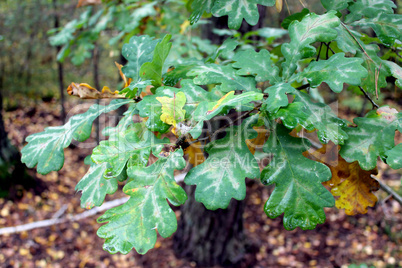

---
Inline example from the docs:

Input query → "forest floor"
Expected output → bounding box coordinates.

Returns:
[0,97,401,268]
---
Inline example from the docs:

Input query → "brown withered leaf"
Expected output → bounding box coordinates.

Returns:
[67,83,126,99]
[303,142,379,215]
[77,0,102,8]
[246,126,269,155]
[114,62,132,88]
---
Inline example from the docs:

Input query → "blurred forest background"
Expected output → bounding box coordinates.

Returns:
[0,0,401,267]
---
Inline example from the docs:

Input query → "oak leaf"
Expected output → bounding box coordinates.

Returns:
[76,0,101,8]
[303,142,379,215]
[67,83,126,99]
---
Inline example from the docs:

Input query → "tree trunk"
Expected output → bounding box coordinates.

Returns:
[173,185,246,267]
[92,44,101,144]
[174,10,267,266]
[53,0,66,123]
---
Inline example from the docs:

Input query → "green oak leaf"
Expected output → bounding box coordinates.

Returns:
[271,92,349,144]
[187,64,257,92]
[334,25,362,54]
[281,11,340,81]
[261,123,334,230]
[185,116,261,209]
[121,35,159,81]
[281,8,310,30]
[211,0,275,30]
[140,34,172,92]
[232,48,280,84]
[208,38,239,62]
[263,83,295,113]
[189,91,263,139]
[345,0,396,23]
[321,0,353,11]
[383,60,402,88]
[21,99,131,175]
[297,53,368,93]
[162,64,197,86]
[340,109,402,170]
[102,104,137,141]
[97,149,187,255]
[75,161,118,209]
[356,44,390,94]
[189,0,215,25]
[91,123,169,177]
[121,79,152,99]
[136,95,171,133]
[352,14,402,45]
[156,92,186,126]
[384,144,402,169]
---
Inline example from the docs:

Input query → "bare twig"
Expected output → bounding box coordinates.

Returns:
[359,86,379,109]
[0,197,129,236]
[341,22,374,62]
[372,175,402,206]
[316,42,323,61]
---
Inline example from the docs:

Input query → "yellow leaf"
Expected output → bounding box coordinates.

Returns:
[67,83,126,99]
[156,92,186,126]
[246,126,268,155]
[207,91,234,114]
[180,20,190,34]
[184,140,205,166]
[303,142,379,215]
[276,0,283,12]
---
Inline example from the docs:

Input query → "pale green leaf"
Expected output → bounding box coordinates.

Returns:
[340,109,402,170]
[121,35,159,81]
[261,123,334,230]
[345,0,396,23]
[211,0,276,30]
[185,116,260,209]
[75,161,118,209]
[21,100,132,175]
[97,149,187,255]
[187,64,257,92]
[91,123,170,177]
[140,34,172,92]
[263,83,295,113]
[281,11,340,80]
[232,48,280,84]
[297,53,368,93]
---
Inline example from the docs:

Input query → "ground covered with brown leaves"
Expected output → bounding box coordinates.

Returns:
[1,97,401,267]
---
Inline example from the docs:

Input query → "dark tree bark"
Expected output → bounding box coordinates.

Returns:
[0,74,36,197]
[174,185,247,266]
[93,44,101,144]
[53,0,66,123]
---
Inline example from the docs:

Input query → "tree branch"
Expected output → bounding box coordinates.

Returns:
[359,86,379,109]
[372,175,402,206]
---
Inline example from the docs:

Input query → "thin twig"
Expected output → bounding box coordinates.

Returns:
[375,63,382,100]
[372,175,402,206]
[341,22,374,62]
[316,42,323,61]
[359,86,379,109]
[325,42,335,56]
